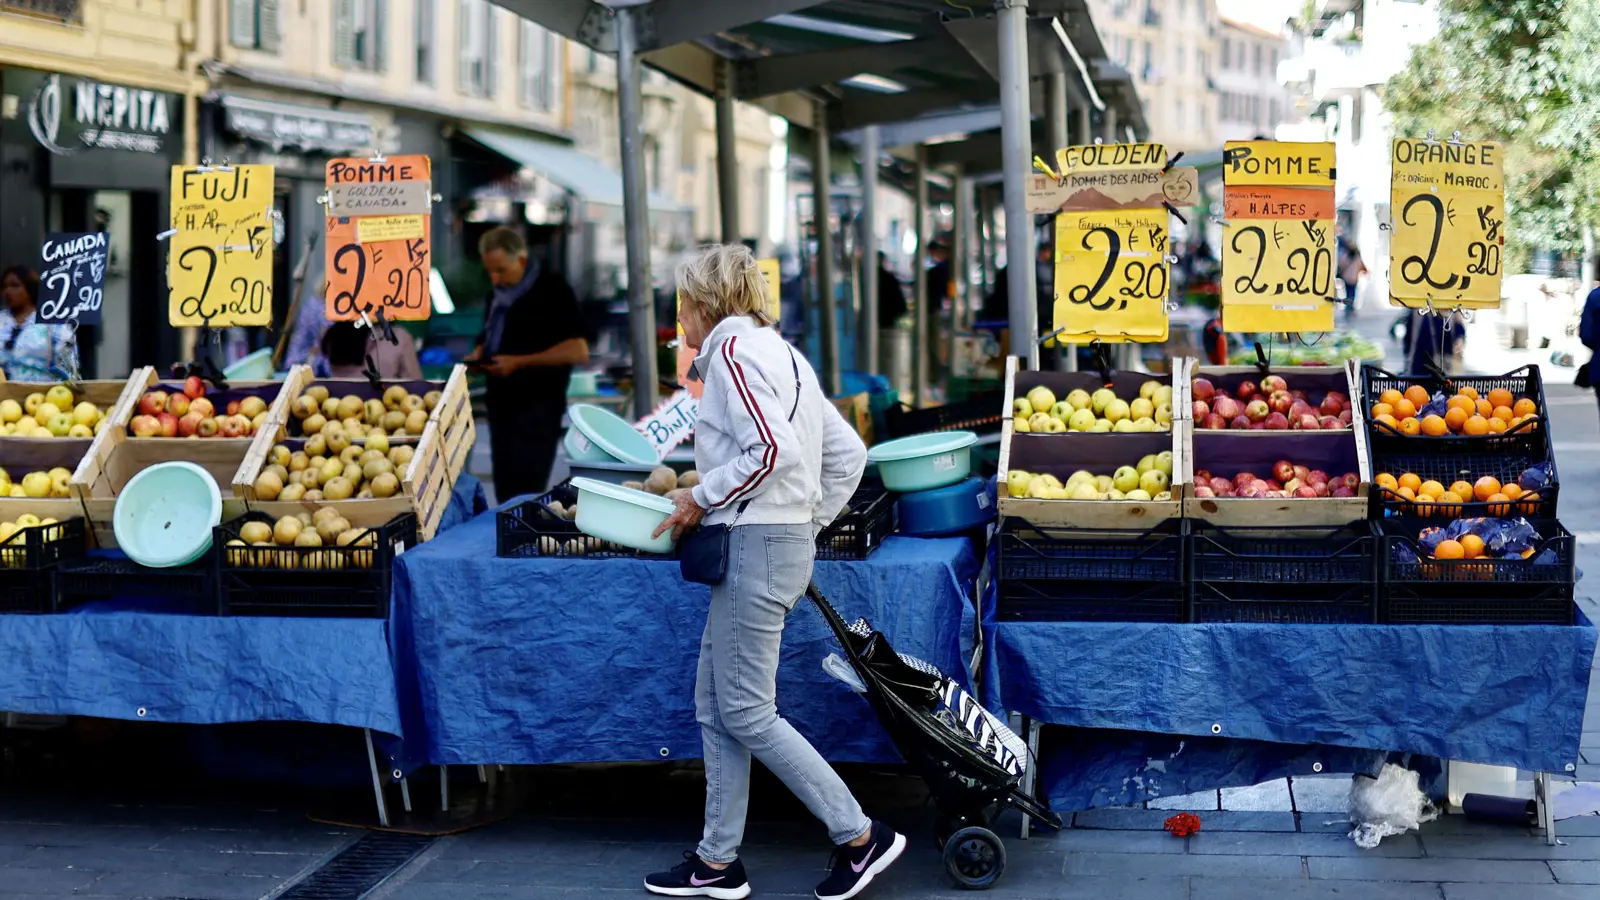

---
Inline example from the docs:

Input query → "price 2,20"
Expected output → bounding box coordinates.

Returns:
[174,245,268,322]
[329,239,430,319]
[39,270,102,322]
[1065,226,1168,311]
[1230,225,1334,297]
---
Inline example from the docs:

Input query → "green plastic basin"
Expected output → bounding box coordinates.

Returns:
[570,476,676,554]
[113,461,223,568]
[865,430,978,493]
[564,403,659,466]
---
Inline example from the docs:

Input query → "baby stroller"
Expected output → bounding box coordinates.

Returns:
[807,583,1061,890]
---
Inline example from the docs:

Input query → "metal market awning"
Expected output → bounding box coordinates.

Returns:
[461,126,685,211]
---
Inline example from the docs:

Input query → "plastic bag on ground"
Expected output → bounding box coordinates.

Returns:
[1348,763,1439,848]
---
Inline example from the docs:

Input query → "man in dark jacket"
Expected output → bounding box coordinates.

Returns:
[465,227,589,502]
[1579,283,1600,415]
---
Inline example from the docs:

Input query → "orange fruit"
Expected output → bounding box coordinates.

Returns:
[1447,395,1475,413]
[1434,539,1465,560]
[1444,407,1469,432]
[1501,483,1523,501]
[1376,473,1399,492]
[1476,398,1494,418]
[1461,534,1486,559]
[1379,388,1404,407]
[1487,388,1514,410]
[1517,491,1541,515]
[1438,491,1464,515]
[1420,414,1449,436]
[1459,386,1480,401]
[1463,415,1489,436]
[1449,481,1474,499]
[1371,402,1395,419]
[1405,385,1431,409]
[1521,547,1538,559]
[1400,417,1421,435]
[1397,486,1417,501]
[1398,473,1422,493]
[1414,496,1435,518]
[1374,413,1399,431]
[1513,398,1537,417]
[1393,398,1418,420]
[1419,480,1446,500]
[1491,405,1514,422]
[1473,476,1501,501]
[1486,417,1508,434]
[1485,492,1511,516]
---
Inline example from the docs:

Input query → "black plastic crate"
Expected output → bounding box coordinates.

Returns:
[1367,441,1559,521]
[816,481,896,560]
[996,518,1185,622]
[1377,517,1576,625]
[54,555,214,614]
[1359,365,1552,456]
[883,392,1005,439]
[214,511,415,618]
[1187,521,1377,624]
[0,517,87,614]
[497,484,674,559]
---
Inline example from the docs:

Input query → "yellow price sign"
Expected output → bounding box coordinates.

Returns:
[1222,141,1336,187]
[167,164,274,327]
[1053,142,1167,177]
[1221,218,1336,334]
[1389,138,1505,309]
[1052,209,1170,343]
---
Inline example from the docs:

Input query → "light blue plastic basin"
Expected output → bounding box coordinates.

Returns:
[223,347,274,381]
[865,430,979,493]
[563,403,659,466]
[570,476,676,553]
[568,459,659,485]
[113,461,223,568]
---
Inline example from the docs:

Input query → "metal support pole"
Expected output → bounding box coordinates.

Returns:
[440,764,450,812]
[912,144,929,407]
[1103,104,1119,143]
[996,0,1038,369]
[860,126,880,376]
[715,59,741,245]
[813,104,841,395]
[977,187,993,298]
[363,729,390,828]
[1047,70,1074,372]
[951,171,970,372]
[616,5,658,419]
[1076,105,1092,146]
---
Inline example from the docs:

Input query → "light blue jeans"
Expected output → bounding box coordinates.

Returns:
[695,523,872,864]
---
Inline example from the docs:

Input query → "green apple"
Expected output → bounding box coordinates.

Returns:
[1044,417,1067,433]
[1049,401,1074,420]
[1070,482,1101,500]
[1014,397,1033,417]
[1029,412,1053,432]
[1048,485,1070,499]
[1126,489,1152,501]
[1129,397,1155,420]
[1066,389,1092,411]
[1013,416,1031,433]
[1112,466,1140,492]
[1040,474,1062,488]
[1134,418,1155,432]
[1154,491,1173,501]
[1092,475,1112,493]
[1139,379,1161,400]
[1026,386,1057,415]
[1154,451,1174,476]
[1153,385,1173,407]
[1155,405,1173,426]
[1067,408,1096,431]
[1139,469,1170,495]
[1006,470,1031,497]
[1105,398,1131,423]
[1066,470,1094,488]
[1106,489,1125,500]
[1027,476,1054,499]
[1091,388,1116,415]
[1136,454,1157,474]
[1090,419,1113,433]
[1112,419,1136,432]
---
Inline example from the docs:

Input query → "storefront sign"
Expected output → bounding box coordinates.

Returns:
[221,94,375,154]
[167,165,275,327]
[37,232,106,326]
[1220,140,1338,333]
[19,71,172,156]
[1388,137,1506,310]
[325,155,433,322]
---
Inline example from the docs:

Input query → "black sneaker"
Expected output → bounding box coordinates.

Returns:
[645,851,752,899]
[815,821,907,900]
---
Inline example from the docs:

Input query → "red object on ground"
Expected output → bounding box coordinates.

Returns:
[1163,812,1202,837]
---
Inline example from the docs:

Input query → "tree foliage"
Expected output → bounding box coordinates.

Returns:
[1386,0,1598,266]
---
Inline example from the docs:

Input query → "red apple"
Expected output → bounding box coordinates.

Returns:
[1290,389,1307,401]
[1272,460,1296,482]
[1294,485,1319,498]
[166,393,190,417]
[232,414,254,435]
[1193,400,1211,420]
[188,397,214,419]
[1289,399,1313,419]
[1319,395,1344,417]
[1233,472,1257,489]
[1231,415,1251,430]
[1298,413,1321,430]
[138,391,167,417]
[1267,479,1284,491]
[1265,412,1289,430]
[1214,396,1241,420]
[1192,378,1215,403]
[1308,470,1329,485]
[1325,390,1348,409]
[130,415,161,437]
[157,412,178,437]
[1293,466,1310,482]
[1215,388,1233,400]
[1194,485,1215,498]
[226,400,241,416]
[1237,380,1259,401]
[1268,391,1293,415]
[1318,415,1341,430]
[1313,482,1330,497]
[1338,473,1360,491]
[184,375,206,399]
[1194,469,1212,484]
[1204,413,1228,430]
[1245,399,1270,422]
[1331,485,1355,498]
[197,417,220,438]
[177,411,203,437]
[1260,374,1287,393]
[1339,410,1353,426]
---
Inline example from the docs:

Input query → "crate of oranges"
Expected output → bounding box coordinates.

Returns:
[1370,461,1557,521]
[1376,515,1575,625]
[1358,365,1549,455]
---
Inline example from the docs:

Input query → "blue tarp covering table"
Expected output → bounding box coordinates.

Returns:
[390,506,979,767]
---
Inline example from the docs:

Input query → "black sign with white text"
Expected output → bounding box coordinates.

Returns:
[38,232,107,325]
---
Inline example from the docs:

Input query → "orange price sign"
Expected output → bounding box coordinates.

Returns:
[324,155,433,322]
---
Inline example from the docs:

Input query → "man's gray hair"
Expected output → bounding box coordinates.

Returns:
[478,226,527,257]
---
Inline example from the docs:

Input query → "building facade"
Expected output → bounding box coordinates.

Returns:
[1215,15,1290,142]
[1086,0,1219,150]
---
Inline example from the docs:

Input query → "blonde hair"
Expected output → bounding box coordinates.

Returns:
[676,244,775,328]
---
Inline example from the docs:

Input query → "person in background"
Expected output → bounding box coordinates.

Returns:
[464,227,588,502]
[876,252,908,386]
[0,266,78,382]
[1405,308,1463,375]
[1578,280,1600,418]
[1338,241,1368,320]
[319,320,423,380]
[924,239,952,376]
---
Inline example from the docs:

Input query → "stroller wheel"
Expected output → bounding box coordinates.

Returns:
[933,811,992,850]
[943,826,1005,890]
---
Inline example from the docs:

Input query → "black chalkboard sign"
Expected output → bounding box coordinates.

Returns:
[37,232,107,325]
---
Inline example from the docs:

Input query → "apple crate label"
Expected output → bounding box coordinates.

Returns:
[38,232,107,325]
[1388,138,1505,310]
[1221,218,1338,334]
[167,164,274,328]
[1221,141,1336,188]
[1052,208,1170,343]
[635,390,698,460]
[324,155,433,322]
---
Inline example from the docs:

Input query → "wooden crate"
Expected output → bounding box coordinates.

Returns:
[1178,358,1371,526]
[997,356,1184,528]
[0,373,145,525]
[234,365,474,542]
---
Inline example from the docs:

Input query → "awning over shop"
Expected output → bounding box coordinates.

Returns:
[219,93,375,154]
[461,126,684,212]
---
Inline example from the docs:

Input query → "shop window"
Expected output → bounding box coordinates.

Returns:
[1254,44,1263,76]
[458,0,497,98]
[519,20,554,109]
[1221,37,1230,70]
[415,0,433,84]
[334,0,386,72]
[230,0,281,52]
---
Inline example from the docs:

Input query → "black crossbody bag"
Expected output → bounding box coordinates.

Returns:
[679,346,801,586]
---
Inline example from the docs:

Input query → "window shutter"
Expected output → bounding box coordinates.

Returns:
[373,0,388,72]
[482,6,497,97]
[457,0,473,91]
[259,0,281,52]
[415,0,432,82]
[333,0,356,67]
[545,32,561,110]
[517,20,530,106]
[229,0,256,47]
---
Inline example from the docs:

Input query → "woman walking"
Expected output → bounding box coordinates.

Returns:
[0,266,78,382]
[648,244,905,900]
